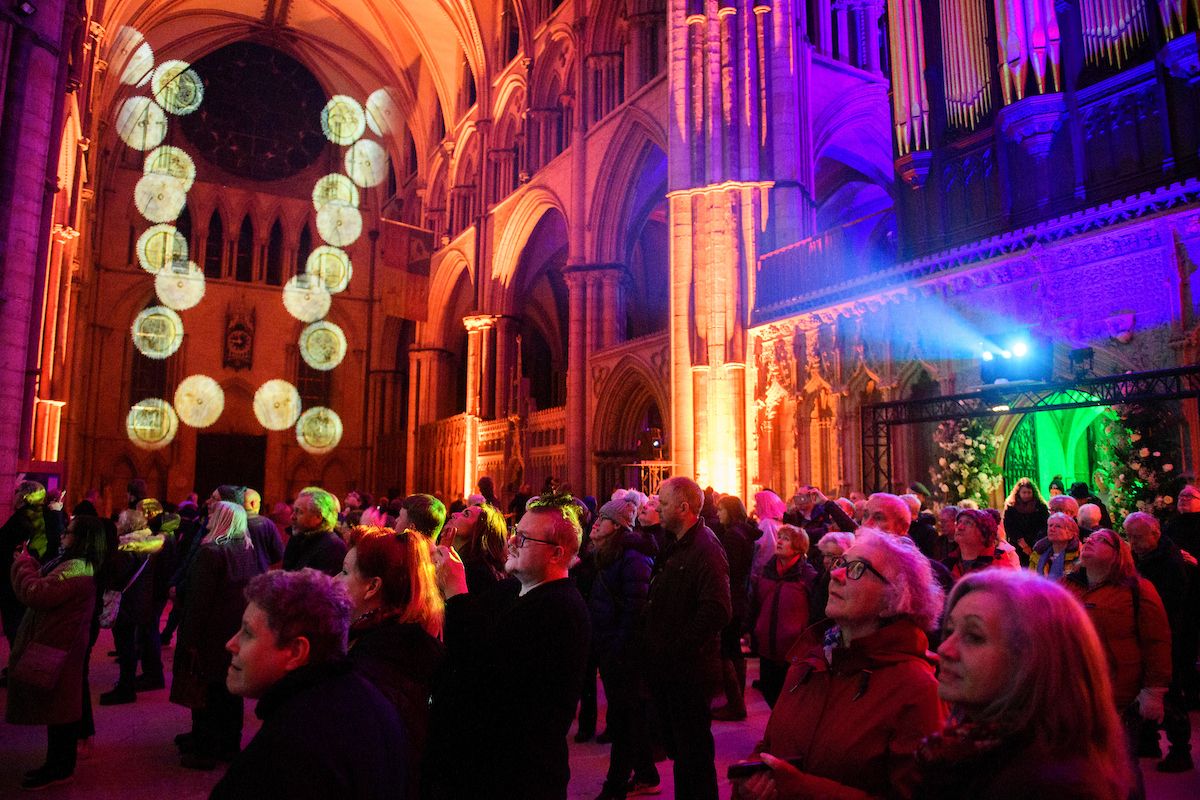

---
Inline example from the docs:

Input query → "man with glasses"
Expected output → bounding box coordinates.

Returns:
[641,476,730,800]
[430,495,590,799]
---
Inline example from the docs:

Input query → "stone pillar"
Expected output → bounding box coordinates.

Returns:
[463,315,497,419]
[405,346,454,488]
[599,269,622,348]
[493,315,521,418]
[565,272,588,493]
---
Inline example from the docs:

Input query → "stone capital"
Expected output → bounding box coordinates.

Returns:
[463,314,499,332]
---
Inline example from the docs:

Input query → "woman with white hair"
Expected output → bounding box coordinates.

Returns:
[751,490,786,577]
[733,530,947,799]
[170,500,264,770]
[1027,512,1081,578]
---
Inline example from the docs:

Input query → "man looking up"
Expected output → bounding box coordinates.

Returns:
[642,476,731,800]
[212,569,408,798]
[282,487,346,576]
[243,488,283,571]
[430,494,591,799]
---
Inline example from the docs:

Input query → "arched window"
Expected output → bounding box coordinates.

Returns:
[265,219,284,285]
[175,206,192,252]
[235,216,254,281]
[204,211,223,278]
[502,1,521,63]
[298,360,331,408]
[461,59,477,112]
[296,223,312,276]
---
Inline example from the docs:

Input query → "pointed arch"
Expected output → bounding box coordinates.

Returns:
[590,110,669,264]
[491,186,569,311]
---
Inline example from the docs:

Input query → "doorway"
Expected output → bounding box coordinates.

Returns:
[194,433,267,498]
[1002,391,1117,497]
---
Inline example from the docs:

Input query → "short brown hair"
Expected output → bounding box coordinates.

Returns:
[244,569,352,665]
[402,494,446,540]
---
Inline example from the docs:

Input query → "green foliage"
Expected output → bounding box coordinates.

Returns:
[1096,402,1185,526]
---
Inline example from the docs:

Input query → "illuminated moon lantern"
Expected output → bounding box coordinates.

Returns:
[306,246,352,294]
[312,174,359,210]
[365,87,401,137]
[144,146,196,192]
[137,224,188,274]
[117,97,168,151]
[253,380,302,431]
[316,201,362,247]
[114,27,155,87]
[173,375,224,428]
[343,139,388,188]
[152,60,204,115]
[132,306,184,359]
[135,173,188,223]
[155,261,205,311]
[299,321,347,371]
[283,275,332,323]
[296,407,343,455]
[126,398,178,450]
[321,95,367,146]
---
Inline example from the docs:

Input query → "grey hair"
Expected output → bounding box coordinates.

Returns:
[1123,511,1160,535]
[1047,511,1079,538]
[817,530,856,556]
[1077,503,1102,529]
[854,528,944,631]
[1047,494,1079,518]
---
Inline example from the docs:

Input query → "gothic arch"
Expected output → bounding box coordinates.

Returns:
[426,249,475,346]
[592,356,671,451]
[590,110,669,264]
[491,186,569,310]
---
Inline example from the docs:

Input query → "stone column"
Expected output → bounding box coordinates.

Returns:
[565,271,588,493]
[463,315,497,419]
[599,268,623,348]
[405,346,454,488]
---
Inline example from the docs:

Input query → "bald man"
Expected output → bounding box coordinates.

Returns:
[865,493,952,592]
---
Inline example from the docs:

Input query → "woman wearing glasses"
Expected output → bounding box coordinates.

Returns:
[339,526,445,796]
[1062,528,1171,790]
[733,530,946,800]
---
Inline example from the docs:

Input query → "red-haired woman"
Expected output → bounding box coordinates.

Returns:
[338,526,445,794]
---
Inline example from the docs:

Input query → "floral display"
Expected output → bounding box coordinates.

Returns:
[1096,402,1186,525]
[929,418,1004,507]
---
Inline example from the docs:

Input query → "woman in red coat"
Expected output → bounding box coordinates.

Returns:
[6,515,106,789]
[733,530,947,800]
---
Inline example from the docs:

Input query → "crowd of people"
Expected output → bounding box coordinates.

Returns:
[1,472,1198,799]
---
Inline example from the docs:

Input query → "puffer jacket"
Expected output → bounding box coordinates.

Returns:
[6,554,96,725]
[757,619,947,800]
[750,554,819,661]
[1062,572,1171,707]
[589,530,655,667]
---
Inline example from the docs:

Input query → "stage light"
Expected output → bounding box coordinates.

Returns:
[299,321,347,371]
[991,404,1011,412]
[253,380,302,431]
[131,306,184,359]
[116,96,168,151]
[1000,350,1012,359]
[1011,341,1029,358]
[980,350,994,362]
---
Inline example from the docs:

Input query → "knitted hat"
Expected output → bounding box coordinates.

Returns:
[598,498,636,530]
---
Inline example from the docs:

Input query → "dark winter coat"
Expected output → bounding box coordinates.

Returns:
[0,509,63,634]
[171,540,263,709]
[1165,511,1200,558]
[430,577,591,799]
[1134,536,1195,691]
[756,619,946,800]
[589,530,655,668]
[908,512,940,560]
[211,659,408,800]
[281,528,347,575]
[246,513,284,572]
[750,555,819,661]
[6,554,95,725]
[718,520,759,624]
[641,519,731,684]
[348,616,445,797]
[1003,504,1049,564]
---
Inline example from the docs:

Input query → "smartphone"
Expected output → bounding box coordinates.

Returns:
[727,756,805,780]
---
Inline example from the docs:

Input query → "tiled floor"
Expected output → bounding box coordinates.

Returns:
[2,630,1199,798]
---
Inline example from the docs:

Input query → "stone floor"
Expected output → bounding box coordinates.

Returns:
[2,629,1199,798]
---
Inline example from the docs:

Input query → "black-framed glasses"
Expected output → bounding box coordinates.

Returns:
[831,556,889,583]
[510,531,558,550]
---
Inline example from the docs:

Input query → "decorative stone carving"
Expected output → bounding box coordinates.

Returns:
[996,94,1066,159]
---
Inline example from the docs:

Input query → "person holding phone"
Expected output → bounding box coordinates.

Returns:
[732,530,945,800]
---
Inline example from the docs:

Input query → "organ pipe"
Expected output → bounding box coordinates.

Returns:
[940,0,993,130]
[994,0,1060,104]
[886,0,930,154]
[1079,0,1149,68]
[1156,0,1197,39]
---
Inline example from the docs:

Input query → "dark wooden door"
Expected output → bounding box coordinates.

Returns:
[193,433,267,498]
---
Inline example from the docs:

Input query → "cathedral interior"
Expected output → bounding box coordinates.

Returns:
[1,0,1199,517]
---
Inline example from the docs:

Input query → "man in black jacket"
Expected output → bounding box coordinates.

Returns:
[430,494,591,799]
[642,476,731,800]
[1129,511,1196,772]
[213,568,408,799]
[282,487,347,575]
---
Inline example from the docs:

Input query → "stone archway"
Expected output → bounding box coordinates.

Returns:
[591,358,670,497]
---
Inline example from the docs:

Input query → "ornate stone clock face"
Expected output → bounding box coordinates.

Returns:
[126,397,178,450]
[316,201,363,247]
[173,374,224,428]
[299,321,347,371]
[344,139,388,188]
[132,306,184,359]
[226,326,252,359]
[137,224,188,274]
[296,407,343,454]
[144,145,196,191]
[253,380,302,431]
[152,60,204,115]
[321,95,366,146]
[306,246,352,294]
[283,274,332,323]
[155,260,205,310]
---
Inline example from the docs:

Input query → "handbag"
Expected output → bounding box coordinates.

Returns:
[99,556,150,629]
[11,641,70,690]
